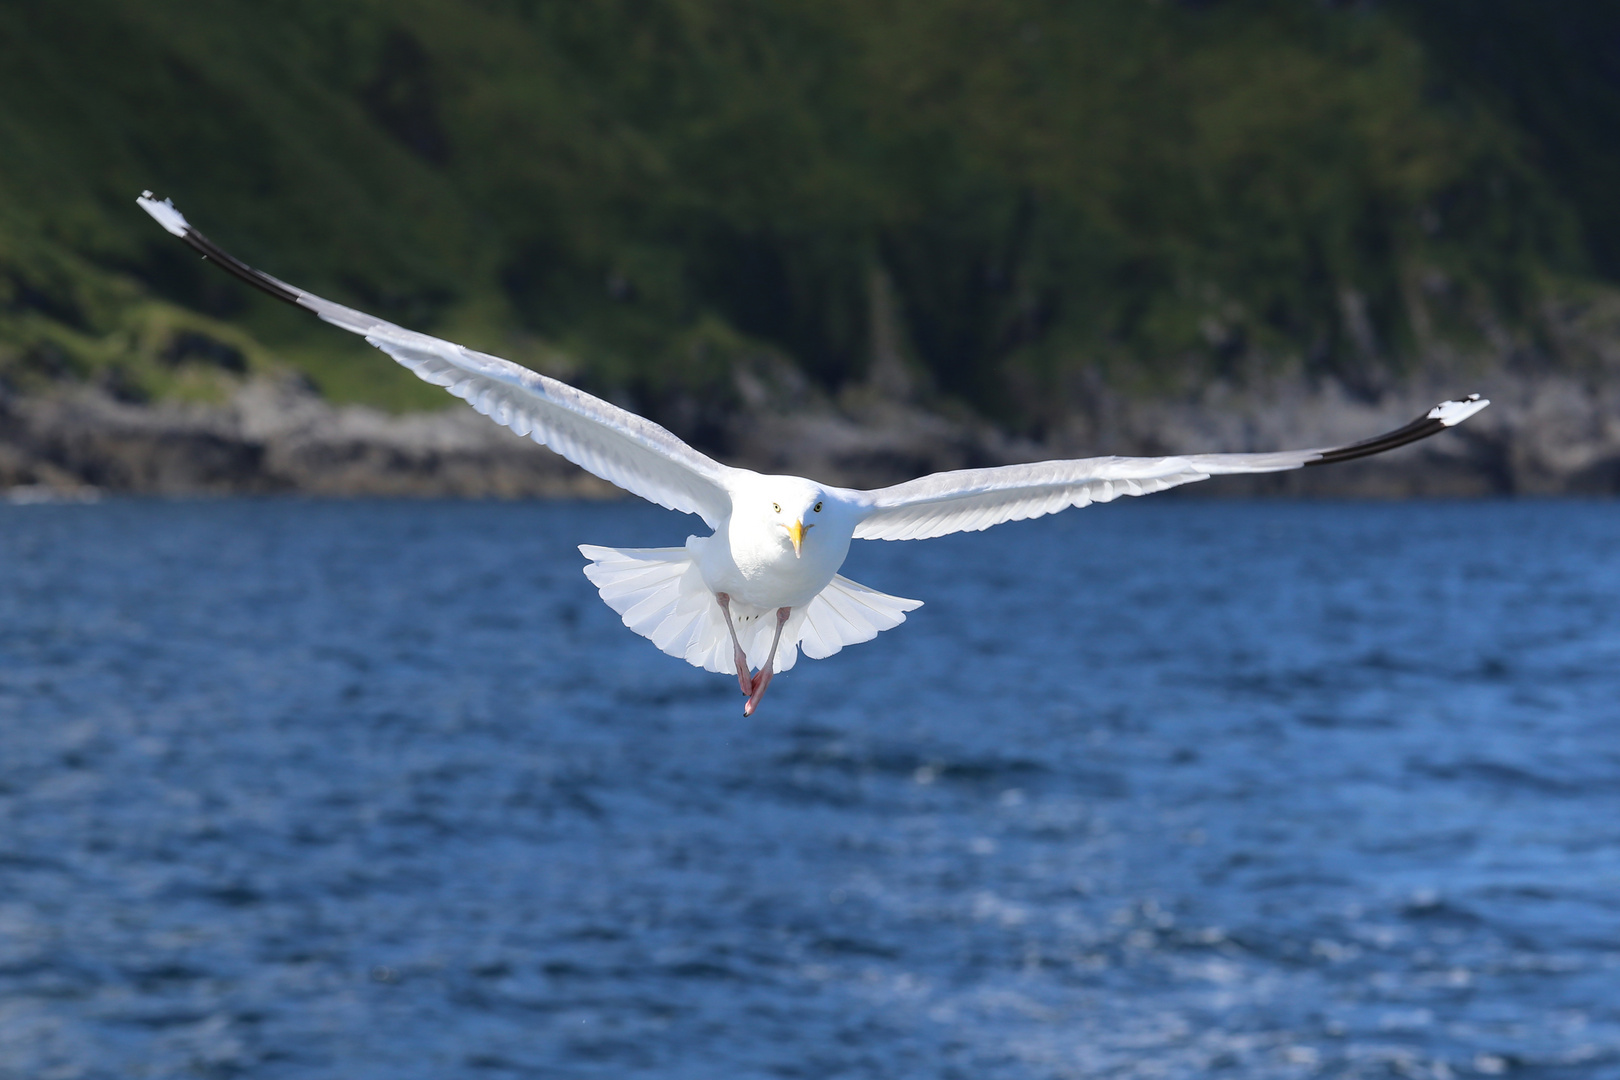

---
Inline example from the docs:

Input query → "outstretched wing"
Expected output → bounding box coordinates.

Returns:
[852,397,1490,541]
[137,193,736,526]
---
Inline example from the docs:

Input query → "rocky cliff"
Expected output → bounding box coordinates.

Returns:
[4,366,1615,502]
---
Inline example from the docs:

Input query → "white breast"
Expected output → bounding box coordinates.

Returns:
[690,516,851,611]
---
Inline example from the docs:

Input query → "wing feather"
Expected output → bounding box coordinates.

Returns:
[853,399,1489,541]
[137,194,734,526]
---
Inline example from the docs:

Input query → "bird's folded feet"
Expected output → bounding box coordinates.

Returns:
[743,665,774,717]
[742,607,792,717]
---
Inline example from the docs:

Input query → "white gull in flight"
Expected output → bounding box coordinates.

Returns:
[139,193,1490,715]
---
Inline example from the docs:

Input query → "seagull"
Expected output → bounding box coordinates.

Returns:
[138,193,1490,716]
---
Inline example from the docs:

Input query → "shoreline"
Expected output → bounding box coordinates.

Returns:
[2,369,1615,500]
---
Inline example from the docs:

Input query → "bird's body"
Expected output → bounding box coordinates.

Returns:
[699,475,853,611]
[581,476,910,711]
[138,193,1492,714]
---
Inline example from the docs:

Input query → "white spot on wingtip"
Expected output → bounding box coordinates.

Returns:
[1428,396,1490,426]
[136,192,190,237]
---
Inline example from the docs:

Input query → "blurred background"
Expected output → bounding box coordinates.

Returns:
[4,0,1620,494]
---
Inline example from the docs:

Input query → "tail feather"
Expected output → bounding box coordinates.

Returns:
[595,565,681,602]
[578,544,693,640]
[798,575,922,662]
[652,588,715,656]
[580,544,922,677]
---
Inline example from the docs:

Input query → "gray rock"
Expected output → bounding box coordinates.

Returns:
[1,367,1614,499]
[0,377,613,498]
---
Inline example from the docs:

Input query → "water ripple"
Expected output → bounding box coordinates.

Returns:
[1,498,1617,1078]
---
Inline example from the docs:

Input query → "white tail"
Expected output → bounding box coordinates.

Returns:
[579,544,921,675]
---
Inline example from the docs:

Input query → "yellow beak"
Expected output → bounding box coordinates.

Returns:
[788,519,808,557]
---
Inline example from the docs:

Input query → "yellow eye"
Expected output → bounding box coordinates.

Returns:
[773,502,781,513]
[814,501,823,512]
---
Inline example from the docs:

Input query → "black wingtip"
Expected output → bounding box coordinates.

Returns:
[1303,395,1489,467]
[136,191,302,308]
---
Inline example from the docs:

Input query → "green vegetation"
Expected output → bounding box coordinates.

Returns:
[2,0,1617,430]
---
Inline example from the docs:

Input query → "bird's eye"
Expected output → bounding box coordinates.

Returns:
[773,502,781,513]
[814,502,823,512]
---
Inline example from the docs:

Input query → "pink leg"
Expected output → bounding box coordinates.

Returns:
[743,607,792,717]
[715,593,752,695]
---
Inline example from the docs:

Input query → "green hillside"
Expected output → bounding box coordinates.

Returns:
[2,0,1617,432]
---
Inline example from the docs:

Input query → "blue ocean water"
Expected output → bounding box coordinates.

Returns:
[0,497,1617,1079]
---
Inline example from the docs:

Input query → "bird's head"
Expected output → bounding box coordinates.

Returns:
[749,477,831,559]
